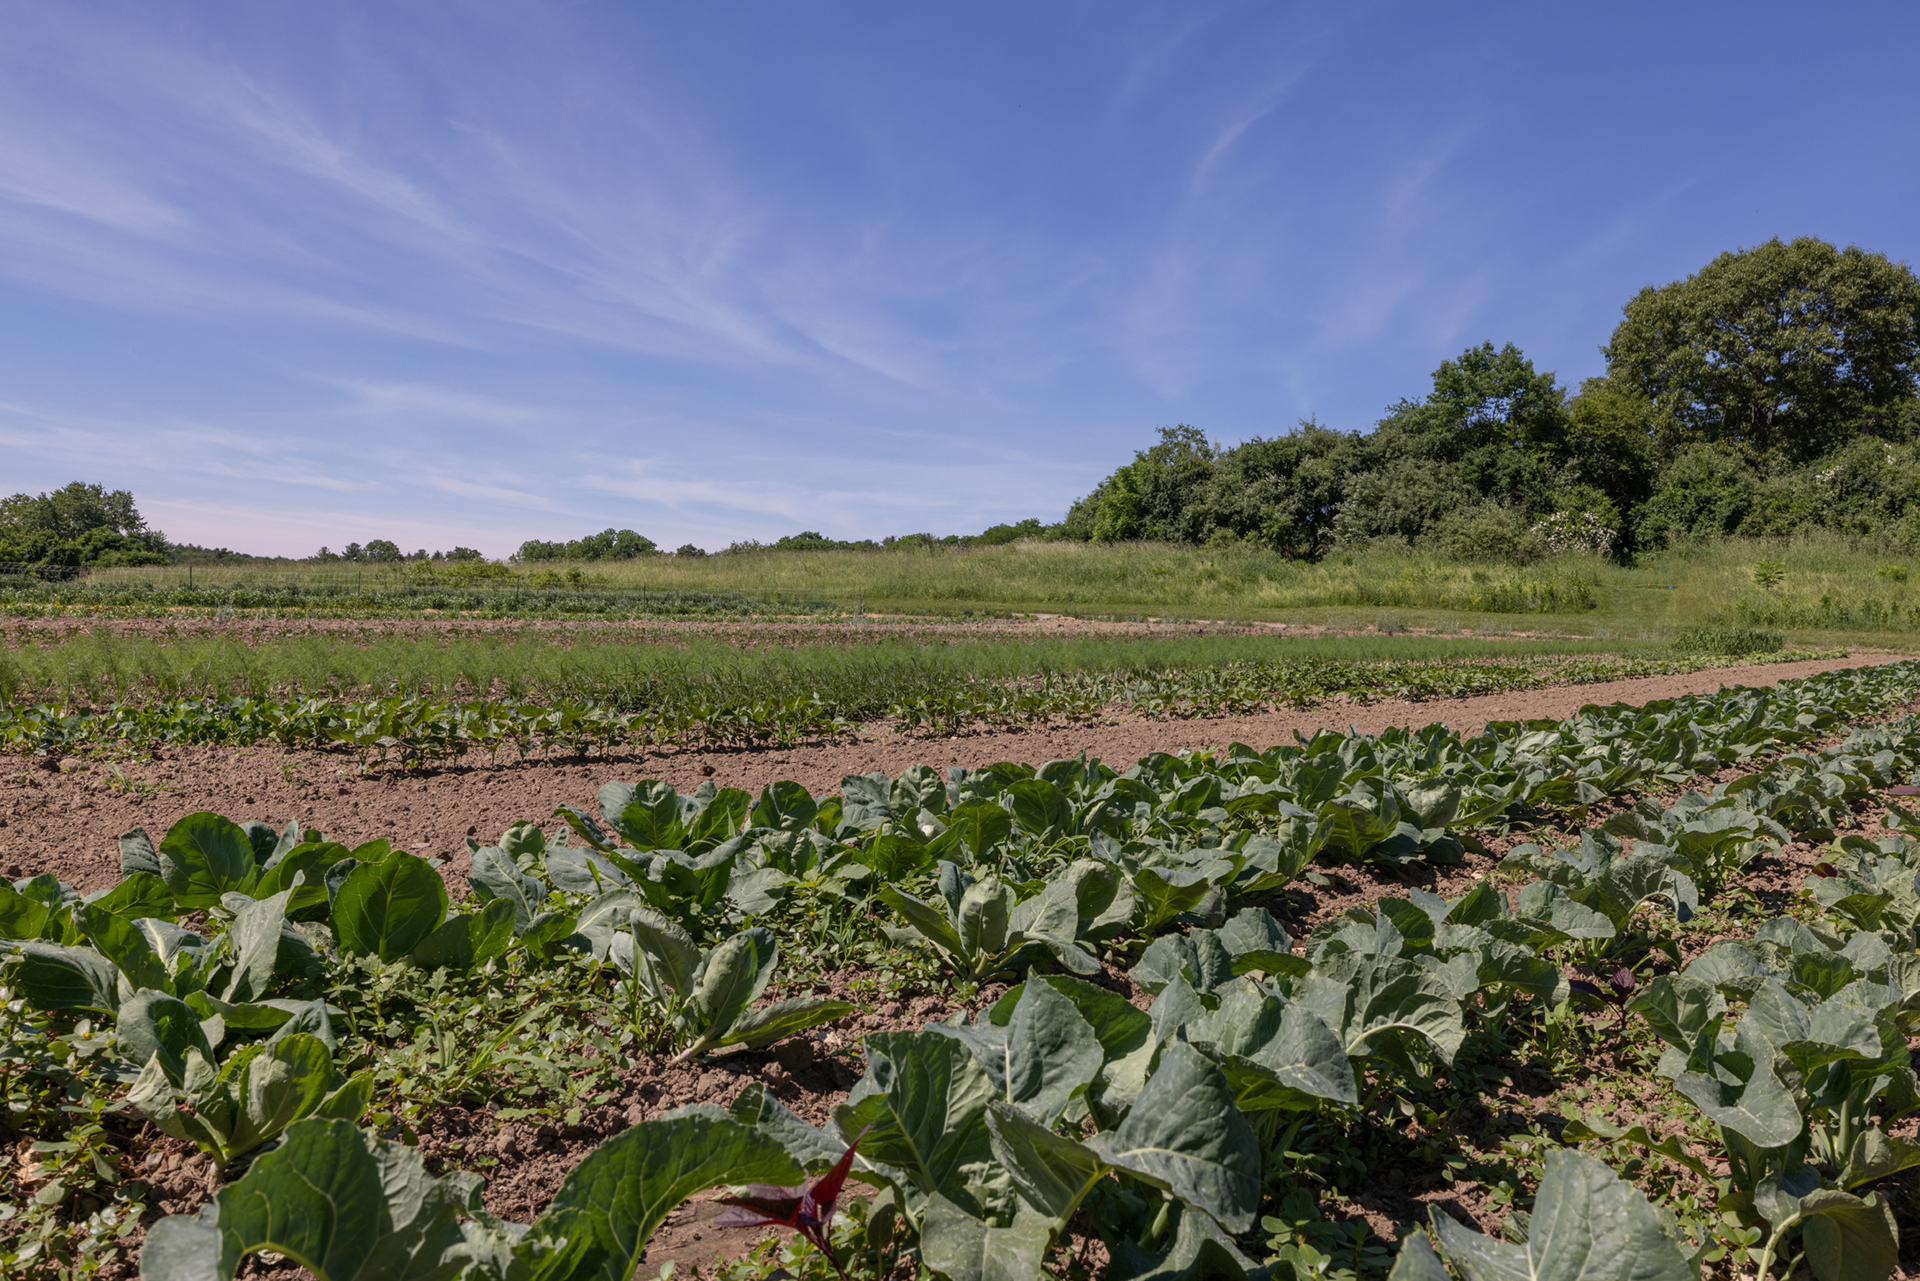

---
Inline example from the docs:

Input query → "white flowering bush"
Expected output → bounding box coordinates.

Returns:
[1531,510,1616,556]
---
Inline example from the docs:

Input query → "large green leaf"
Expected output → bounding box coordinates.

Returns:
[920,1193,1053,1281]
[1428,1148,1691,1281]
[721,997,855,1051]
[1297,953,1466,1068]
[537,1104,803,1281]
[629,906,701,996]
[407,898,516,972]
[752,780,819,834]
[83,872,176,922]
[119,991,216,1081]
[984,1101,1107,1223]
[1674,1058,1804,1151]
[138,1116,472,1281]
[156,813,257,910]
[1797,1188,1899,1281]
[74,902,170,994]
[835,1031,996,1200]
[467,846,548,930]
[690,928,778,1036]
[331,854,448,962]
[7,940,121,1012]
[223,889,294,1003]
[1085,1042,1261,1234]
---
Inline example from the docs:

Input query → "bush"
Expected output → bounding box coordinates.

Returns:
[1426,503,1545,563]
[1636,446,1759,546]
[1670,626,1785,656]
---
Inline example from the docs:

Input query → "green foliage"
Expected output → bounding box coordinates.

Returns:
[1605,236,1920,460]
[0,481,170,568]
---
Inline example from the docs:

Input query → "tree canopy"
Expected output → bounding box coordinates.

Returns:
[0,482,170,567]
[1604,237,1920,461]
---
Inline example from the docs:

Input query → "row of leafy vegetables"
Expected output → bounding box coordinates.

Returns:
[0,649,1848,762]
[6,660,1920,1279]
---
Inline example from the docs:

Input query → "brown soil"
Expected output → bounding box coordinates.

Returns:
[1,653,1896,895]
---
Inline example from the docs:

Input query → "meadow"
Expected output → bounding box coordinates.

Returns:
[31,532,1920,649]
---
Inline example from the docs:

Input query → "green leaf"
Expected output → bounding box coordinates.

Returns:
[984,1100,1107,1223]
[1386,1233,1452,1281]
[407,898,516,971]
[138,1116,471,1281]
[1297,952,1466,1068]
[223,889,294,1003]
[628,906,700,996]
[1428,1148,1691,1281]
[331,853,448,962]
[467,845,548,930]
[920,1193,1053,1281]
[880,885,967,963]
[688,928,778,1047]
[120,825,163,877]
[1085,1042,1261,1234]
[1000,978,1103,1124]
[119,991,216,1082]
[835,1031,995,1199]
[602,780,685,849]
[1675,1060,1804,1150]
[752,780,820,834]
[74,901,170,993]
[83,872,175,921]
[157,813,257,910]
[537,1104,804,1281]
[7,940,120,1012]
[1798,1188,1898,1281]
[721,997,855,1051]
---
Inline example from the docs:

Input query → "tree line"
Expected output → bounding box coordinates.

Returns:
[1055,237,1920,561]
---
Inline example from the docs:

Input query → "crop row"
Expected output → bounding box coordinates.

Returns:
[0,648,1850,762]
[5,660,1920,1279]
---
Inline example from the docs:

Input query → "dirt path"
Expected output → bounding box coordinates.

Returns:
[2,652,1901,894]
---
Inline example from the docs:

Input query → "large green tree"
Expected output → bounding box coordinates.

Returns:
[1604,237,1920,461]
[0,482,169,567]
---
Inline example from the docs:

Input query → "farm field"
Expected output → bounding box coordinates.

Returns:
[15,531,1920,647]
[6,643,1920,1280]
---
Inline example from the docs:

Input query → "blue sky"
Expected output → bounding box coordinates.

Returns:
[3,2,1918,557]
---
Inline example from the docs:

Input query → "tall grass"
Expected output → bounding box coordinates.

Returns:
[0,630,1688,707]
[42,530,1920,642]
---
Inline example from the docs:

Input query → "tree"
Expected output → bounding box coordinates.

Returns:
[1066,425,1217,542]
[0,481,169,566]
[1370,342,1570,514]
[1187,420,1359,558]
[1604,237,1920,461]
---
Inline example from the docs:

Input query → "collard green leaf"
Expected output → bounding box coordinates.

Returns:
[920,1193,1053,1281]
[1085,1042,1261,1234]
[1428,1148,1691,1281]
[835,1031,995,1199]
[688,928,778,1048]
[157,813,257,910]
[984,1101,1107,1223]
[138,1115,470,1281]
[84,872,175,921]
[119,991,216,1082]
[331,854,448,963]
[466,846,548,930]
[120,826,163,878]
[1297,953,1466,1068]
[1798,1188,1899,1281]
[721,997,855,1051]
[407,898,516,972]
[539,1105,804,1281]
[7,940,120,1012]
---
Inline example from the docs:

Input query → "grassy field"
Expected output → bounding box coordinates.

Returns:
[0,629,1741,706]
[30,531,1920,647]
